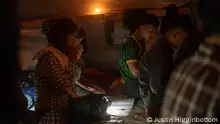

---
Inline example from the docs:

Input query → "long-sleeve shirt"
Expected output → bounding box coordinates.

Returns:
[138,38,174,94]
[35,51,74,124]
[138,38,174,113]
[160,42,220,123]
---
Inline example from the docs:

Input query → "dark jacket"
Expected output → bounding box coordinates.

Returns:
[138,32,203,116]
[175,31,204,66]
[138,37,174,116]
[138,37,174,93]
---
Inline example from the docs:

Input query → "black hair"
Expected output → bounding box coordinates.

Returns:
[42,19,58,36]
[42,18,78,54]
[197,0,220,35]
[165,17,191,33]
[161,4,179,33]
[123,9,159,34]
[166,4,179,18]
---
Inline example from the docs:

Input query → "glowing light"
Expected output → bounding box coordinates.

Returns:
[95,8,101,13]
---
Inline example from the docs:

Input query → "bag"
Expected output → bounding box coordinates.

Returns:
[73,83,91,97]
[67,94,110,124]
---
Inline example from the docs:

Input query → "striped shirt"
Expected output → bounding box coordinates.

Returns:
[160,42,220,123]
[119,36,145,82]
[35,51,74,124]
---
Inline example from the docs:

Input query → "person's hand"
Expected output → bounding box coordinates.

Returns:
[66,45,78,62]
[66,37,84,62]
[146,34,158,51]
[74,37,83,47]
[76,44,84,60]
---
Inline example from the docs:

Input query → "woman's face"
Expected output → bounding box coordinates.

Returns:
[66,32,84,59]
[66,32,77,47]
[66,32,84,48]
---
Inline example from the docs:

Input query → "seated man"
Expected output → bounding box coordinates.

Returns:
[138,33,174,117]
[160,0,220,122]
[138,17,199,117]
[119,11,159,98]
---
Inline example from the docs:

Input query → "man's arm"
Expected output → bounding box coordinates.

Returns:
[127,60,139,77]
[121,41,139,77]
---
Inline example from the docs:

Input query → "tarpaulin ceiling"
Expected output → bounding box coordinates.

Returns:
[19,0,187,19]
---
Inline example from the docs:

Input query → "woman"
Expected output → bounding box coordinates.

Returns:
[35,18,79,124]
[76,26,87,54]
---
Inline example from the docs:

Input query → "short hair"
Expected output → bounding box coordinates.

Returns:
[42,18,78,54]
[197,0,220,35]
[166,4,179,18]
[123,9,159,33]
[165,17,191,33]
